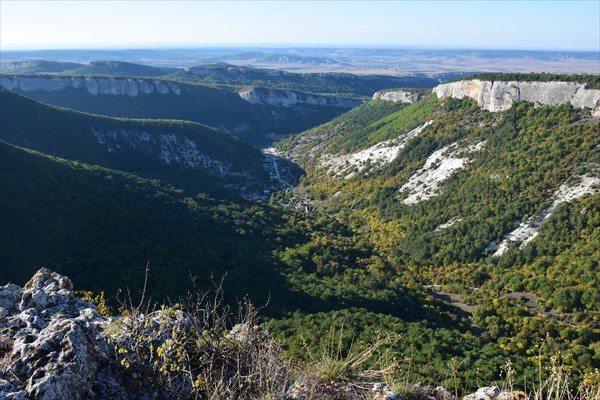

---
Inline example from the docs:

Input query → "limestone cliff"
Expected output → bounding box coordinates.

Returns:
[238,88,361,108]
[433,79,600,116]
[372,89,423,103]
[88,127,251,178]
[0,75,181,97]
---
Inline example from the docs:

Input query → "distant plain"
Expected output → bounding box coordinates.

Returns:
[2,47,598,74]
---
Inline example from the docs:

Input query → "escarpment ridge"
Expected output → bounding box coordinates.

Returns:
[0,75,181,96]
[434,79,600,116]
[238,88,361,108]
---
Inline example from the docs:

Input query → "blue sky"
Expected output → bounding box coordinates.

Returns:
[1,1,599,51]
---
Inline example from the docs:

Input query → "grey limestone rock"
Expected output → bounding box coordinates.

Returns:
[84,77,99,95]
[138,79,155,94]
[238,88,361,108]
[373,90,423,103]
[462,386,526,400]
[434,79,600,116]
[155,82,170,94]
[462,386,500,400]
[0,376,29,400]
[372,383,402,400]
[0,76,181,97]
[0,268,127,400]
[0,283,21,312]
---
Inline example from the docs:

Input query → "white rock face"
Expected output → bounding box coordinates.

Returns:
[463,386,500,400]
[321,121,433,178]
[89,127,248,177]
[492,175,599,256]
[400,141,485,205]
[0,76,181,97]
[435,217,463,231]
[372,89,423,103]
[238,88,360,108]
[434,80,600,116]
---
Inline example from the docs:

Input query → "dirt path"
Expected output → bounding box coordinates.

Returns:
[429,290,474,318]
[429,289,483,335]
[505,291,545,315]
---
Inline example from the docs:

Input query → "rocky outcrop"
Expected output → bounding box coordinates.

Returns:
[0,75,181,97]
[0,269,288,400]
[320,120,433,179]
[88,127,248,177]
[489,175,599,256]
[434,79,600,116]
[400,141,485,205]
[372,383,402,399]
[372,90,423,103]
[239,88,361,108]
[0,268,124,400]
[462,386,527,400]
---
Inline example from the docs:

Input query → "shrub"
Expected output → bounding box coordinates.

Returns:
[108,288,290,400]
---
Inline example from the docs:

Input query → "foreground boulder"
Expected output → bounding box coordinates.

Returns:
[0,268,290,400]
[0,268,126,400]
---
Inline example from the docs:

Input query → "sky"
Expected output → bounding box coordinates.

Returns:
[1,1,599,52]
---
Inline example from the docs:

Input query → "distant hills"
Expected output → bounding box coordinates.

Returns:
[0,60,84,74]
[0,60,456,97]
[1,62,462,144]
[170,64,442,96]
[1,47,598,73]
[73,60,178,77]
[0,74,349,143]
[0,59,177,77]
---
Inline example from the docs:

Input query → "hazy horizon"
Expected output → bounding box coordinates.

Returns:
[2,45,600,53]
[1,1,599,52]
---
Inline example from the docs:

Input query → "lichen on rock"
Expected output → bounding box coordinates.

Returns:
[0,268,120,400]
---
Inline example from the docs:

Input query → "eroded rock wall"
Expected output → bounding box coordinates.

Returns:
[0,76,181,97]
[372,89,423,103]
[433,79,600,116]
[238,88,361,108]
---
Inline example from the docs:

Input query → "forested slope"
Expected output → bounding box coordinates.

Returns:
[0,90,265,189]
[275,83,600,379]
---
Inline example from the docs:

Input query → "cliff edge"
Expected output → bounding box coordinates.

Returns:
[433,79,600,116]
[239,88,361,108]
[0,75,181,96]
